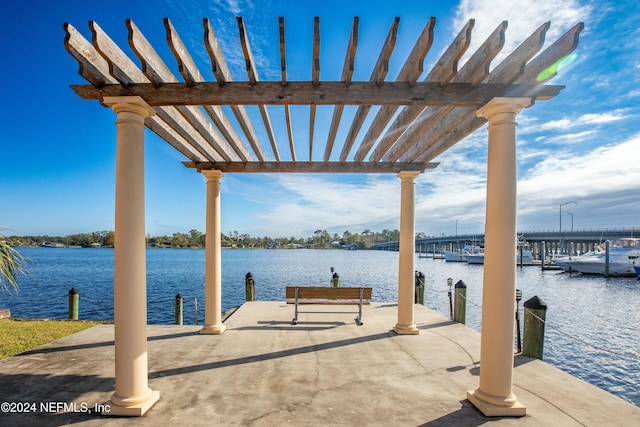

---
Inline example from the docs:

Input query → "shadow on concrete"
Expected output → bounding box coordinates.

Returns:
[17,330,200,356]
[0,373,113,426]
[416,320,456,330]
[149,331,393,379]
[240,320,348,331]
[514,354,536,367]
[417,399,513,426]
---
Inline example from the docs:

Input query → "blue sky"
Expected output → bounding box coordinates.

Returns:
[1,0,639,238]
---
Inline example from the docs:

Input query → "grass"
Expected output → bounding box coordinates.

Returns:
[0,319,100,360]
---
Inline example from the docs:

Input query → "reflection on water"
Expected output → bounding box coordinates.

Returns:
[6,247,640,407]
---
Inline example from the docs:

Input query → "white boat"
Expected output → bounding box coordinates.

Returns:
[463,242,534,266]
[42,242,65,248]
[464,251,484,264]
[444,244,482,262]
[553,238,640,276]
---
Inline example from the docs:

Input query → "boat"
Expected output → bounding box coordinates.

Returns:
[41,242,65,248]
[464,252,485,264]
[553,238,640,276]
[634,264,640,278]
[444,244,482,262]
[463,242,534,266]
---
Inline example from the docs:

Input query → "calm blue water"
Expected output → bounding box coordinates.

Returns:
[4,247,639,407]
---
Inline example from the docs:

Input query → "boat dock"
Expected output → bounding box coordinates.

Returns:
[1,302,637,426]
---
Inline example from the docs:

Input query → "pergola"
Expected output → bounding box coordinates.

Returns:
[64,16,582,417]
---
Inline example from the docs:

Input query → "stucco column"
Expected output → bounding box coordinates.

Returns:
[467,97,531,417]
[394,170,421,335]
[103,96,159,416]
[200,170,226,335]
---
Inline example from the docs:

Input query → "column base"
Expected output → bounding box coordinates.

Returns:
[103,390,160,416]
[467,389,526,417]
[199,324,227,335]
[393,323,420,335]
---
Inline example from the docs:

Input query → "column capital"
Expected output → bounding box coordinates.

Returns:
[397,170,422,182]
[477,97,532,120]
[201,169,225,181]
[104,96,156,118]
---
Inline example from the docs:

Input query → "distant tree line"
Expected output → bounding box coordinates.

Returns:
[7,229,434,249]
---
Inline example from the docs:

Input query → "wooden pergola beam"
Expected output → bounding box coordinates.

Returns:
[71,81,563,106]
[353,17,436,162]
[369,19,474,162]
[323,17,359,161]
[184,161,438,173]
[203,18,265,162]
[336,17,399,162]
[237,17,280,161]
[386,21,507,162]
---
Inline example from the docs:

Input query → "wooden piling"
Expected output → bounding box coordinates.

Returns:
[414,271,425,304]
[245,272,256,301]
[453,280,467,324]
[523,295,547,360]
[175,293,183,325]
[68,287,79,320]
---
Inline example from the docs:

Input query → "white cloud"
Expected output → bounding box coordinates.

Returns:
[539,118,573,131]
[518,135,640,208]
[548,130,598,143]
[253,175,402,236]
[453,0,592,67]
[526,111,628,132]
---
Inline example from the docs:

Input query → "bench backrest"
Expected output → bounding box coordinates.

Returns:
[286,286,372,300]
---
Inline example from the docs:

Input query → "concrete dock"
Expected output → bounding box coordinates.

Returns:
[0,302,638,426]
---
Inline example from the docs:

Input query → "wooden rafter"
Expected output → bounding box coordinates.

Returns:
[386,21,508,163]
[369,19,474,162]
[89,21,226,163]
[337,17,399,162]
[353,17,436,162]
[127,19,241,163]
[324,17,359,162]
[279,18,296,161]
[203,18,263,162]
[309,17,320,162]
[415,22,584,163]
[237,17,279,161]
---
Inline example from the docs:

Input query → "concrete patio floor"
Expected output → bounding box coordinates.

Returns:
[1,301,638,426]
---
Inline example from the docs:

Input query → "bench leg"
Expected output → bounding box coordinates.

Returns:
[355,289,364,326]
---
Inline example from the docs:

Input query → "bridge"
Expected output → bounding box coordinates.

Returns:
[373,227,640,256]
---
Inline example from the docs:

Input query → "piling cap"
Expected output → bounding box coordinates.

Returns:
[176,293,183,299]
[454,280,467,289]
[524,295,547,310]
[69,287,79,295]
[246,272,253,279]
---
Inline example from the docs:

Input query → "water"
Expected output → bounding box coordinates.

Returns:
[3,247,639,407]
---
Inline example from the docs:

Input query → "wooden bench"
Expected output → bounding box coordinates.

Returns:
[285,286,372,326]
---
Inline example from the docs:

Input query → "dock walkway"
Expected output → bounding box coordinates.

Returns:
[0,302,637,425]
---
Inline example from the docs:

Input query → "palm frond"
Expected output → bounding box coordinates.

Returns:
[0,237,29,294]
